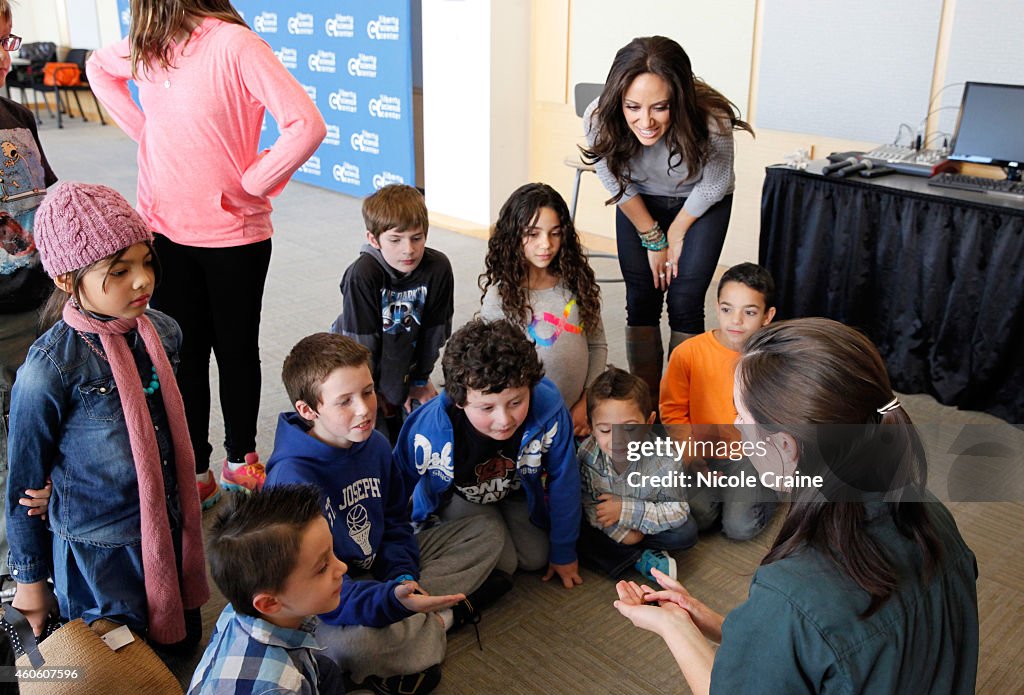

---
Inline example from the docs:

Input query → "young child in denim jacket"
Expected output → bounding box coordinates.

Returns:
[4,182,208,650]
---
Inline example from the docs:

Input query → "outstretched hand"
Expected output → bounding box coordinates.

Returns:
[613,579,696,637]
[613,576,716,695]
[394,582,464,614]
[643,568,725,643]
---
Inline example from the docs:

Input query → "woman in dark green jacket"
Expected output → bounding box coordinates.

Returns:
[614,318,979,695]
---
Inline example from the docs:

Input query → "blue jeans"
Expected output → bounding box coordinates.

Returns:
[615,194,732,333]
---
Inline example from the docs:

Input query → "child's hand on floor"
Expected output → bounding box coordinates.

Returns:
[543,560,583,589]
[19,480,52,520]
[595,493,623,527]
[394,582,464,614]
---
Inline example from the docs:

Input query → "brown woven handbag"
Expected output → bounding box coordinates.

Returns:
[8,609,181,695]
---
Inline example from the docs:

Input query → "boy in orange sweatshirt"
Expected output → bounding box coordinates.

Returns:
[660,263,778,540]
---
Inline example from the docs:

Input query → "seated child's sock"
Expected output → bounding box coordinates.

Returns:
[438,608,454,631]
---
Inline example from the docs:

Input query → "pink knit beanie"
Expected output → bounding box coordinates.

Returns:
[34,182,154,278]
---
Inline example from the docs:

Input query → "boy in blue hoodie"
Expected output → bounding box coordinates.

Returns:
[265,333,506,695]
[395,319,583,589]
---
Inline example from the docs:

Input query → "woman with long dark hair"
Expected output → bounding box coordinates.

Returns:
[614,318,979,694]
[582,36,752,406]
[87,0,326,506]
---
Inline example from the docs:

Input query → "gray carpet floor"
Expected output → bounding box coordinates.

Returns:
[32,113,1024,694]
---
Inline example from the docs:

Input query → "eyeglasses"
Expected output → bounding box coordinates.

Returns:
[1,34,22,51]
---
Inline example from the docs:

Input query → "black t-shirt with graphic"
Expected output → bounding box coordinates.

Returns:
[450,404,525,505]
[0,97,58,314]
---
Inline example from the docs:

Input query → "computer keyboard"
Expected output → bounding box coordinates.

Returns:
[928,173,1024,196]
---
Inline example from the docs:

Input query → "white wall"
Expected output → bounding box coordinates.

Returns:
[11,0,65,46]
[10,0,121,53]
[95,0,123,45]
[422,0,530,227]
[569,0,756,117]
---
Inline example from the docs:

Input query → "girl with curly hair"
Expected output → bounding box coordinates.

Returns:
[581,36,753,408]
[479,183,606,436]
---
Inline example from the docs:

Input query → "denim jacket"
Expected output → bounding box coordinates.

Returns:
[5,309,182,585]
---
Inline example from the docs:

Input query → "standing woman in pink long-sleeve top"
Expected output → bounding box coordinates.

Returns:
[87,0,326,507]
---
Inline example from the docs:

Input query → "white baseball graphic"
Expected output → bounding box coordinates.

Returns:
[346,503,373,556]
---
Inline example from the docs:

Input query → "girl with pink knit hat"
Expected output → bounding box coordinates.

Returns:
[3,182,208,652]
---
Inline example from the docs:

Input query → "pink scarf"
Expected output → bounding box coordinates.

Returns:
[62,302,209,644]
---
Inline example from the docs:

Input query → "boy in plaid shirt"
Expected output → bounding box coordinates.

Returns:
[576,367,697,581]
[191,485,461,694]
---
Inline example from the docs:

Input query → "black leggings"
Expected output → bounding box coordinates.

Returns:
[151,235,272,473]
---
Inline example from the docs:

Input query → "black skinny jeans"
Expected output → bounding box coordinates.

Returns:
[615,194,733,333]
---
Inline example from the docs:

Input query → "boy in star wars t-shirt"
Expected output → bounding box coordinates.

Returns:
[330,184,453,444]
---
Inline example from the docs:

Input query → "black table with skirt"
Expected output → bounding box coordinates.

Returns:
[759,161,1024,423]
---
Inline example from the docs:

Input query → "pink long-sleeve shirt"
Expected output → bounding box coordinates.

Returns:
[87,18,326,248]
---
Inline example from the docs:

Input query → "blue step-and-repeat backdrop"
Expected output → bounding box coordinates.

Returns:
[116,1,416,197]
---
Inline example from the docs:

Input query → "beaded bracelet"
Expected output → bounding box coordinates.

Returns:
[638,221,668,250]
[642,235,668,251]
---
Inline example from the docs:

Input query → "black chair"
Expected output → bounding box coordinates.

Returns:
[6,42,63,127]
[564,82,604,220]
[54,49,107,125]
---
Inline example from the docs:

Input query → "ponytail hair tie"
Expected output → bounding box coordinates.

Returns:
[877,397,901,415]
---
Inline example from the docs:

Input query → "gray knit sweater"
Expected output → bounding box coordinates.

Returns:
[480,281,607,407]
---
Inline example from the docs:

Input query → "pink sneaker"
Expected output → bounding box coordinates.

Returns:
[197,471,222,510]
[220,452,266,493]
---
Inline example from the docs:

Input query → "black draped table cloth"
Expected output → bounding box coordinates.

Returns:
[759,163,1024,423]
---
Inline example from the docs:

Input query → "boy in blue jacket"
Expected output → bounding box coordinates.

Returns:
[395,319,583,589]
[265,333,506,694]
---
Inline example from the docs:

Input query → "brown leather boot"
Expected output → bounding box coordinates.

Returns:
[668,331,698,359]
[625,325,664,408]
